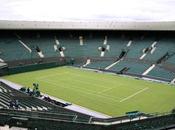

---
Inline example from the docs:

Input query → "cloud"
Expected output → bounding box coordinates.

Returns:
[0,0,175,21]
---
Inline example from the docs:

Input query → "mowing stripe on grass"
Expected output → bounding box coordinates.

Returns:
[36,72,68,80]
[119,87,149,102]
[39,78,121,103]
[40,74,122,101]
[98,87,115,94]
[3,67,175,116]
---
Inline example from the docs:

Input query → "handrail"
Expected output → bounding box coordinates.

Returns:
[0,108,174,125]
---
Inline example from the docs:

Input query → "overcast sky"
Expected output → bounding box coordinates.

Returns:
[0,0,175,22]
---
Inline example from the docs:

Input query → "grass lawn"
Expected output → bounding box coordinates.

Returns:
[2,66,175,116]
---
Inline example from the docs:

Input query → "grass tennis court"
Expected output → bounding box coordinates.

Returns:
[2,66,175,116]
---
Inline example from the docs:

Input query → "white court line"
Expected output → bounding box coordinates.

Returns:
[119,87,149,102]
[39,79,120,103]
[37,71,119,100]
[0,78,111,118]
[39,72,107,89]
[69,70,121,86]
[98,87,114,94]
[65,73,108,89]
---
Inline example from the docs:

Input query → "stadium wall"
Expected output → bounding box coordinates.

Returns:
[0,57,72,76]
[0,108,175,130]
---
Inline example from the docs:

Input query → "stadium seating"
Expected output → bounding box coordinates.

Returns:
[147,66,175,80]
[0,82,91,122]
[0,31,175,130]
[29,38,57,58]
[0,37,31,61]
[0,31,175,82]
[108,60,151,75]
[144,38,175,61]
[0,83,52,111]
[126,38,154,59]
[59,38,85,57]
[17,35,51,59]
[167,55,175,64]
[105,37,128,57]
[86,60,114,69]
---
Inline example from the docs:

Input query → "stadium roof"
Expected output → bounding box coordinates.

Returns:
[1,0,175,30]
[0,20,175,30]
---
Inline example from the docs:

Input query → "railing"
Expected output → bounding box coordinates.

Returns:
[0,108,175,130]
[0,108,77,122]
[91,111,175,125]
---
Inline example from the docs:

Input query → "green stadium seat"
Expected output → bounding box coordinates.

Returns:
[126,38,154,59]
[86,60,114,69]
[0,32,175,82]
[147,66,175,81]
[109,60,150,75]
[144,39,175,62]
